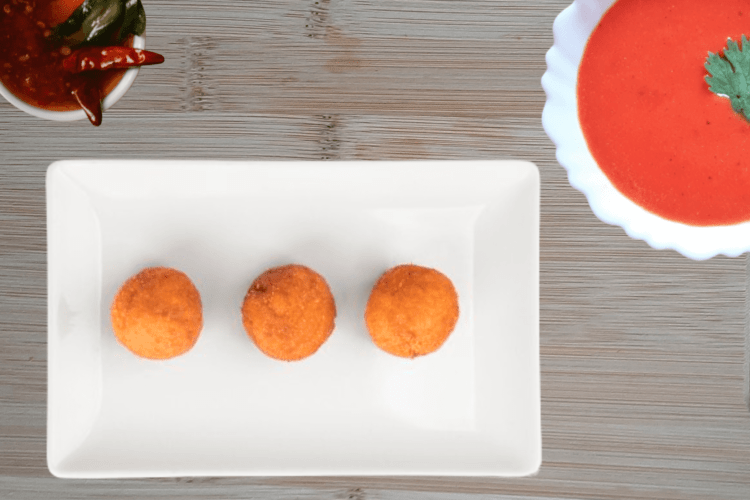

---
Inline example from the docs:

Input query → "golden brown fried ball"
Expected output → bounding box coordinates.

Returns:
[110,267,203,360]
[241,264,336,361]
[365,264,459,358]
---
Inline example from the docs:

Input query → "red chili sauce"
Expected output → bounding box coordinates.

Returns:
[0,0,125,112]
[577,0,750,226]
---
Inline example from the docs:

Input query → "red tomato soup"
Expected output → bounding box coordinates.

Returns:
[0,0,126,112]
[577,0,750,226]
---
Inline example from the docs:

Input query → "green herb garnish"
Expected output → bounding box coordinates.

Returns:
[705,35,750,122]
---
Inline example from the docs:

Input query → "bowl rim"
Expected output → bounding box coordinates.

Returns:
[541,0,750,260]
[0,35,145,122]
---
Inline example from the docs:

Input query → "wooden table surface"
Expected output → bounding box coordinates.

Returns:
[2,0,749,499]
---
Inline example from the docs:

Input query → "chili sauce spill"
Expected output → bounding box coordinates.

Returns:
[577,0,750,226]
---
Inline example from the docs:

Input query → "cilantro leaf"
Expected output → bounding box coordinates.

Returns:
[705,35,750,121]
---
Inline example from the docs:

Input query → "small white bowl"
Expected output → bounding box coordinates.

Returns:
[541,0,750,260]
[0,35,144,122]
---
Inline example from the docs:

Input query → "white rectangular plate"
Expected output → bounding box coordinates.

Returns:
[46,160,540,478]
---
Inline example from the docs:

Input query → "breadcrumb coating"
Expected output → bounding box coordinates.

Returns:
[111,267,203,360]
[365,264,458,358]
[242,264,336,361]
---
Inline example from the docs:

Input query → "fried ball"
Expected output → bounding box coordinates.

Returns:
[365,264,459,358]
[241,264,336,361]
[110,267,203,360]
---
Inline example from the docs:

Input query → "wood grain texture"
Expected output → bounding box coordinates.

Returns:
[1,1,749,499]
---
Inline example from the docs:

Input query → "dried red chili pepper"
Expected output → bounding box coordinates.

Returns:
[71,77,103,126]
[62,46,165,73]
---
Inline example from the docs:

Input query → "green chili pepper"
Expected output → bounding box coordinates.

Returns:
[117,0,146,39]
[51,0,107,39]
[80,0,124,44]
[133,0,147,36]
[52,0,146,47]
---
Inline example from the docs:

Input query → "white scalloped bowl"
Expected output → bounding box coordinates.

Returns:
[0,35,144,122]
[541,0,750,260]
